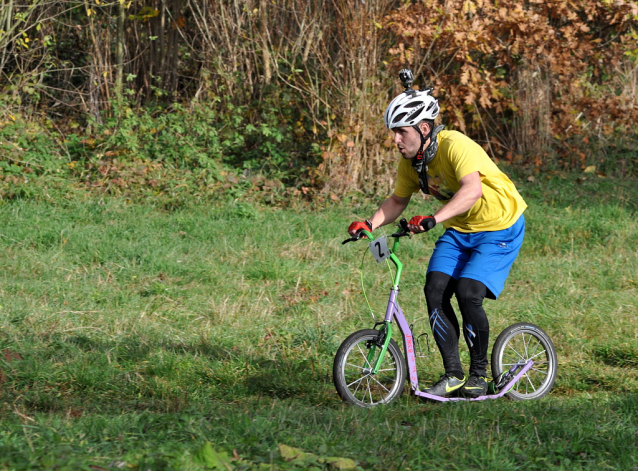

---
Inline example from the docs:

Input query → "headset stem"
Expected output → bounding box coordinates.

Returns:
[371,321,393,375]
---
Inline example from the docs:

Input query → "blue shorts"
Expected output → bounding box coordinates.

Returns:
[427,215,525,299]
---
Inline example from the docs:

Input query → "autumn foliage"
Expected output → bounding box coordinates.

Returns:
[385,0,638,170]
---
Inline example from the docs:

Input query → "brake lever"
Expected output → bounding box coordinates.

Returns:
[342,230,366,245]
[390,218,412,238]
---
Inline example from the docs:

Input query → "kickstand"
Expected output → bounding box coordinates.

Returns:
[415,332,430,358]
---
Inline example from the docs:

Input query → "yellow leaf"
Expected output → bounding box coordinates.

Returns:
[323,457,357,469]
[279,444,306,461]
[583,165,596,173]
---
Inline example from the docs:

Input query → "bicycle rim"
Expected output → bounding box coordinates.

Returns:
[334,331,404,407]
[492,325,557,400]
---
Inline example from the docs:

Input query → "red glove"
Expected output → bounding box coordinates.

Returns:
[408,215,436,232]
[348,220,372,236]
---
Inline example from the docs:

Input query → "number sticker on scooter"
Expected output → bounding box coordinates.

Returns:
[369,236,390,263]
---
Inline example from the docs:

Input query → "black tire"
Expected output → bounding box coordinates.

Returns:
[333,329,406,407]
[491,322,558,400]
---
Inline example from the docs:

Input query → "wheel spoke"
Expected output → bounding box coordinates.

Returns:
[523,333,531,359]
[345,362,366,371]
[527,338,542,359]
[506,343,527,362]
[366,377,374,404]
[526,350,547,361]
[530,367,548,375]
[346,375,368,389]
[369,375,391,394]
[360,377,368,402]
[356,344,373,369]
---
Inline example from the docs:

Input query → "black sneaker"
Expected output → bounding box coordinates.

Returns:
[424,373,466,397]
[460,374,488,397]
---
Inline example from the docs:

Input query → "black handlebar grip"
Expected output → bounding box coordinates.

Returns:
[419,216,437,231]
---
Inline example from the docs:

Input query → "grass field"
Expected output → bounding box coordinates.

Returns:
[0,175,637,470]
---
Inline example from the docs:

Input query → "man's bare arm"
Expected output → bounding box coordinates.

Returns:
[369,194,411,230]
[408,171,482,233]
[348,193,411,236]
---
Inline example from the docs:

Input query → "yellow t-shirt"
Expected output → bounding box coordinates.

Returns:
[394,130,527,233]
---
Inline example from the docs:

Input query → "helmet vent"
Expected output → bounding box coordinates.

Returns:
[392,112,408,124]
[406,109,422,122]
[404,101,422,108]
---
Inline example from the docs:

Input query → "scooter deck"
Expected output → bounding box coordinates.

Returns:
[413,361,533,402]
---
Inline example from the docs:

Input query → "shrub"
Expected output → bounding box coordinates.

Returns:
[385,0,638,173]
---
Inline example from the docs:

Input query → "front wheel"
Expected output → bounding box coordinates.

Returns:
[491,322,558,400]
[333,329,405,407]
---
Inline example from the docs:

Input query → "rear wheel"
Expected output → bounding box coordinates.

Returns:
[333,329,405,407]
[491,323,557,400]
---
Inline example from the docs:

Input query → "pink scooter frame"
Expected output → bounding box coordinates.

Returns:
[384,287,533,402]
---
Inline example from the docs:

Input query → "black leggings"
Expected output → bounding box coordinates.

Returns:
[424,271,490,377]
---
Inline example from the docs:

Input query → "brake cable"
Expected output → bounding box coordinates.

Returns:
[359,244,396,321]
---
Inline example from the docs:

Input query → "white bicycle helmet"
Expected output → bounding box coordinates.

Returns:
[384,68,439,129]
[384,88,440,129]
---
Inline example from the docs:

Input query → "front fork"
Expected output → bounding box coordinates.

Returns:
[367,285,400,374]
[366,321,393,374]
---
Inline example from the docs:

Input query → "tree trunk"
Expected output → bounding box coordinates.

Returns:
[259,0,271,84]
[116,0,126,99]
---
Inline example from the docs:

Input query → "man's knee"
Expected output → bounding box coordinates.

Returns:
[424,271,454,305]
[455,277,487,307]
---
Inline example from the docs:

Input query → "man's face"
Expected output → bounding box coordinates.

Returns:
[392,124,428,159]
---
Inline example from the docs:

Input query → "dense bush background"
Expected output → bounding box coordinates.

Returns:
[1,0,637,197]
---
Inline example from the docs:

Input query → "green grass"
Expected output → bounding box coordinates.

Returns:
[0,175,637,469]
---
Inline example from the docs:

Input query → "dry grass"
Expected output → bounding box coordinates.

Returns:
[512,65,552,160]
